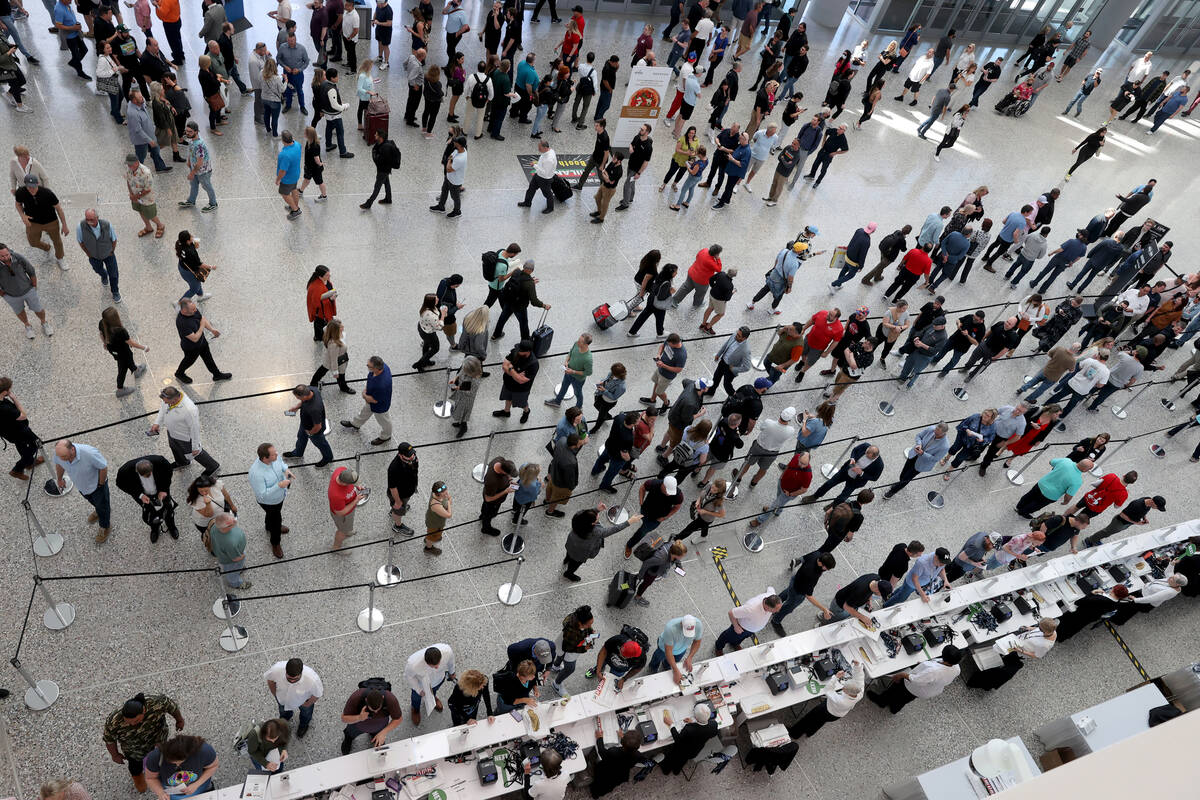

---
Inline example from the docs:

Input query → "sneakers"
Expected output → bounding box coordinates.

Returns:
[112,292,122,303]
[42,320,54,336]
[24,325,34,339]
[115,386,136,398]
[287,209,302,220]
[202,204,218,213]
[634,596,650,607]
[56,258,68,271]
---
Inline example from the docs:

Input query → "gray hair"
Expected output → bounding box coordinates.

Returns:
[281,130,295,143]
[934,422,949,434]
[214,512,237,527]
[367,355,385,370]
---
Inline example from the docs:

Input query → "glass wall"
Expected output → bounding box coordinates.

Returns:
[874,0,1106,41]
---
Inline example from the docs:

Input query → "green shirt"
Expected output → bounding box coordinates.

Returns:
[488,250,511,291]
[210,523,247,564]
[103,694,180,758]
[1036,458,1083,501]
[492,71,512,97]
[567,343,593,379]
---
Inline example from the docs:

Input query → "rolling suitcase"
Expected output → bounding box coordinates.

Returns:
[364,111,389,143]
[531,308,554,357]
[592,298,630,330]
[607,569,635,608]
[550,175,572,203]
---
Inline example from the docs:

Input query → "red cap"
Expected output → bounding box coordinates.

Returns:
[620,641,643,658]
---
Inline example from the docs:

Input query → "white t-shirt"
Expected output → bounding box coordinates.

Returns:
[263,661,324,710]
[190,479,227,527]
[755,418,795,453]
[342,8,358,38]
[1067,358,1110,394]
[995,630,1055,659]
[730,589,777,634]
[694,18,715,42]
[908,55,934,83]
[903,660,960,698]
[274,0,292,28]
[825,662,864,718]
[528,772,570,800]
[534,150,558,179]
[404,644,456,696]
[1117,288,1149,318]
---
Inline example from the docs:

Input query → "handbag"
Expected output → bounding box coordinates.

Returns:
[97,73,121,95]
[207,92,226,112]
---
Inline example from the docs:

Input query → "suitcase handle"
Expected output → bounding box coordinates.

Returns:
[537,307,549,329]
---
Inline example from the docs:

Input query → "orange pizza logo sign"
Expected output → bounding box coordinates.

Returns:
[623,88,662,119]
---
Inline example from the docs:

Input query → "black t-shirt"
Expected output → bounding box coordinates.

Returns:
[93,16,117,45]
[947,315,986,352]
[604,421,634,455]
[600,63,618,92]
[709,271,734,301]
[982,62,1002,83]
[591,130,611,162]
[0,397,31,442]
[502,351,539,392]
[878,543,911,583]
[834,574,879,610]
[600,161,623,188]
[982,322,1018,353]
[448,681,493,720]
[1120,497,1152,522]
[14,187,60,225]
[707,419,742,461]
[820,130,848,155]
[911,301,941,333]
[602,634,647,673]
[175,312,204,351]
[640,480,683,519]
[102,323,132,356]
[627,135,653,172]
[299,389,326,429]
[386,455,419,501]
[789,551,826,597]
[831,316,869,359]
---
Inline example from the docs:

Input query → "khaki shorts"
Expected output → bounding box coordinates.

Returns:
[738,33,751,51]
[707,298,727,314]
[651,371,674,395]
[331,507,356,534]
[546,479,574,504]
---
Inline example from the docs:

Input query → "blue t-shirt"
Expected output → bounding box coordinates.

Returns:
[999,211,1026,243]
[1049,237,1087,267]
[53,2,79,37]
[366,366,393,412]
[277,142,302,184]
[516,61,538,92]
[445,7,467,33]
[796,417,827,449]
[725,144,752,178]
[1160,93,1187,117]
[658,616,704,656]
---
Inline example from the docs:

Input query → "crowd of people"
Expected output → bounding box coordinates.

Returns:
[2,1,1199,798]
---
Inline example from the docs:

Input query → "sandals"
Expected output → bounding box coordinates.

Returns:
[154,228,165,239]
[136,229,153,238]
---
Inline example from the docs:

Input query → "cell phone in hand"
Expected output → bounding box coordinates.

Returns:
[284,410,297,417]
[145,429,159,436]
[673,565,686,577]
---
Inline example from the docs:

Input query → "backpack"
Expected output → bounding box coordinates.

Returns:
[386,141,402,170]
[358,676,392,693]
[481,250,500,281]
[577,65,596,95]
[233,720,259,756]
[633,535,664,561]
[879,230,903,256]
[619,624,649,654]
[501,270,525,303]
[470,74,491,108]
[670,437,696,465]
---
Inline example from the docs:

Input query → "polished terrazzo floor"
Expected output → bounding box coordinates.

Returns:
[1,2,1199,798]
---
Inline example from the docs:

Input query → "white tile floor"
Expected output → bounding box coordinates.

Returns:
[1,2,1199,798]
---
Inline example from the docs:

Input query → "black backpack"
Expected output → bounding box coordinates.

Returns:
[481,250,499,281]
[383,141,401,170]
[470,74,491,108]
[358,677,392,692]
[620,624,649,653]
[577,65,596,95]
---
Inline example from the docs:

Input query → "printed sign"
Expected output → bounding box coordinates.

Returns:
[516,154,600,187]
[612,65,674,149]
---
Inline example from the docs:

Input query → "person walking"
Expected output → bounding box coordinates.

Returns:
[882,244,933,302]
[493,260,550,342]
[52,439,111,543]
[0,243,53,341]
[711,326,752,395]
[1015,456,1093,518]
[298,126,328,201]
[276,130,303,221]
[173,297,230,384]
[124,153,166,238]
[248,443,292,559]
[429,134,466,217]
[546,333,593,410]
[1082,495,1166,547]
[883,423,949,498]
[74,209,124,303]
[282,384,334,467]
[1065,128,1105,182]
[518,138,557,213]
[115,455,179,542]
[361,128,400,208]
[589,150,622,224]
[102,693,186,794]
[801,123,848,188]
[671,244,724,310]
[14,174,68,269]
[151,386,219,474]
[178,121,218,212]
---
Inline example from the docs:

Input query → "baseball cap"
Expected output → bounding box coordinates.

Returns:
[805,225,819,235]
[620,640,643,658]
[864,222,877,234]
[792,241,809,253]
[662,476,678,494]
[855,305,870,317]
[532,639,553,663]
[23,174,39,187]
[681,615,698,636]
[780,406,797,421]
[933,316,947,326]
[125,153,140,164]
[396,441,415,456]
[1153,495,1166,510]
[694,377,710,390]
[753,377,774,390]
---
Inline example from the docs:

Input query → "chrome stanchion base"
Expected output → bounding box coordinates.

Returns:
[43,602,75,631]
[1005,469,1025,486]
[878,399,896,416]
[31,533,65,558]
[1160,397,1177,412]
[927,490,945,510]
[1022,375,1032,385]
[433,400,455,418]
[742,532,764,553]
[43,476,73,498]
[820,464,836,478]
[212,596,238,619]
[23,680,59,711]
[750,357,769,371]
[1090,465,1105,478]
[606,506,629,525]
[725,483,740,500]
[356,487,372,507]
[376,565,402,586]
[501,532,525,555]
[356,608,384,633]
[1150,444,1166,458]
[1110,403,1128,420]
[952,387,969,402]
[219,625,250,652]
[498,583,523,605]
[472,463,486,483]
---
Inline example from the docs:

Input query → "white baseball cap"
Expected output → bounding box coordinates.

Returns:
[681,615,698,636]
[662,476,678,494]
[780,406,797,421]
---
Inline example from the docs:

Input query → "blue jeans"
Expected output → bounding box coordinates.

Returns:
[219,559,245,588]
[779,75,801,101]
[106,92,125,122]
[590,447,627,490]
[292,426,334,462]
[411,676,445,712]
[88,254,119,297]
[134,142,168,171]
[1177,315,1200,345]
[715,625,755,651]
[264,101,282,135]
[936,347,966,378]
[1064,90,1089,116]
[1031,263,1068,295]
[283,71,306,110]
[0,14,31,56]
[552,375,585,407]
[771,583,808,624]
[178,264,205,299]
[531,104,549,136]
[83,482,112,528]
[831,262,860,287]
[1067,260,1107,292]
[899,353,934,387]
[325,117,347,155]
[1005,254,1036,285]
[1019,371,1057,401]
[884,577,920,606]
[677,172,703,205]
[187,172,217,206]
[755,485,794,525]
[916,112,939,137]
[594,90,612,122]
[278,702,314,729]
[624,517,661,550]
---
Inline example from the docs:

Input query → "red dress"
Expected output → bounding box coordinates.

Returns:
[1007,421,1049,456]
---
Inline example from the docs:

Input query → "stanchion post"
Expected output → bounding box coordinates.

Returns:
[23,499,64,558]
[357,583,384,632]
[822,437,858,479]
[433,366,455,418]
[35,577,75,631]
[878,384,904,417]
[502,505,527,555]
[1111,381,1154,420]
[988,301,1013,327]
[472,432,496,483]
[927,468,967,510]
[751,325,781,371]
[1006,446,1049,486]
[218,596,249,652]
[498,557,525,606]
[1090,436,1131,477]
[211,566,236,620]
[377,529,402,586]
[10,657,59,711]
[607,477,636,525]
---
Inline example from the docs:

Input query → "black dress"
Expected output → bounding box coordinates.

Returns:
[303,140,323,184]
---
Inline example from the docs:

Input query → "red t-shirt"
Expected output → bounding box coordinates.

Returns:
[901,248,933,277]
[328,467,358,512]
[1082,473,1128,513]
[805,310,844,351]
[780,454,813,493]
[687,248,723,286]
[572,12,586,36]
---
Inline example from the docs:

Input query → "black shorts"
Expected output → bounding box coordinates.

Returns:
[903,78,923,92]
[680,101,695,120]
[1063,55,1078,68]
[126,755,146,776]
[304,165,324,183]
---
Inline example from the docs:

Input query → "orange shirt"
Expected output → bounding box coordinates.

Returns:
[156,0,180,24]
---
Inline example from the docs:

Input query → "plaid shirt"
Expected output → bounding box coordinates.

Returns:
[102,694,180,758]
[125,163,155,206]
[1067,37,1090,61]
